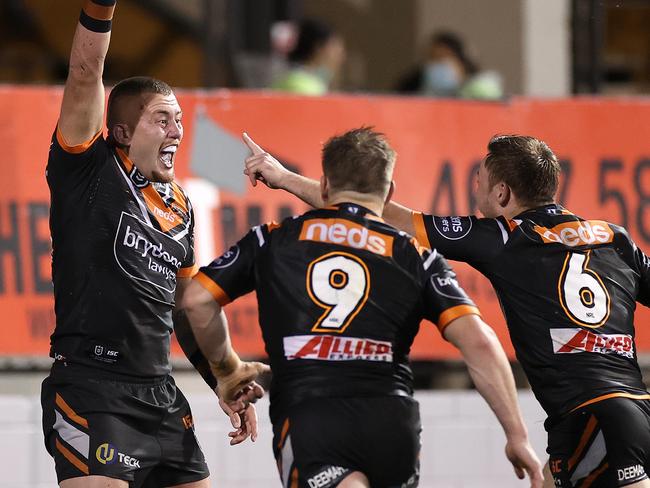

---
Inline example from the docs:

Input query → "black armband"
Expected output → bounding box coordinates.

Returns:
[79,0,116,33]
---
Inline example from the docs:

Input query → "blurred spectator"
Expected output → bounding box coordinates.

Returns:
[396,31,503,100]
[271,19,345,96]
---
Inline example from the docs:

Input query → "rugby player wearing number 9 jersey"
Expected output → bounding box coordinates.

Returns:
[179,128,543,487]
[248,133,650,488]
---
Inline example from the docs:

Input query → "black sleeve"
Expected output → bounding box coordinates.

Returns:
[47,126,106,190]
[194,225,269,305]
[633,243,650,307]
[412,212,510,265]
[420,249,481,335]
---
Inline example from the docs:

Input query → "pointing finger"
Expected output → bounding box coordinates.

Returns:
[243,132,264,156]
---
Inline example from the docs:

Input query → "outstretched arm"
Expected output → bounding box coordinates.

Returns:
[59,0,115,145]
[444,315,544,487]
[176,278,270,443]
[242,132,418,233]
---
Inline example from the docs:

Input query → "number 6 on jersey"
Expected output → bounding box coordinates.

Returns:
[307,252,370,333]
[558,251,610,327]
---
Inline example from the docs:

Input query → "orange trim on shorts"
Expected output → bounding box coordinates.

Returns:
[194,272,231,306]
[412,212,431,249]
[290,467,299,488]
[437,305,481,334]
[571,392,650,412]
[177,264,198,279]
[56,127,102,154]
[55,393,88,429]
[55,438,89,475]
[581,462,609,488]
[278,418,290,449]
[568,415,597,471]
[267,221,281,232]
[83,1,115,20]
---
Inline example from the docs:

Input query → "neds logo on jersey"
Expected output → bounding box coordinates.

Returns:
[114,212,186,303]
[533,220,614,247]
[299,218,393,256]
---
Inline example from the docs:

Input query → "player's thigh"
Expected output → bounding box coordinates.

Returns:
[60,475,128,487]
[338,471,370,488]
[625,480,650,488]
[165,478,211,488]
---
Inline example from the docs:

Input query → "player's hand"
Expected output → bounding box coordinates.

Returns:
[505,438,544,487]
[218,382,265,444]
[216,360,270,404]
[242,132,291,189]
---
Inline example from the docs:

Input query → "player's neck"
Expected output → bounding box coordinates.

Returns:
[326,191,385,216]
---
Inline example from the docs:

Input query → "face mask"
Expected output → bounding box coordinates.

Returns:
[422,61,460,96]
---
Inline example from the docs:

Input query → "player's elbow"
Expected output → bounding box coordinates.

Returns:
[67,55,105,85]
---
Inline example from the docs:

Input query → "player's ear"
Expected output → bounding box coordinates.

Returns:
[384,180,395,205]
[320,175,329,204]
[111,123,132,146]
[497,183,511,208]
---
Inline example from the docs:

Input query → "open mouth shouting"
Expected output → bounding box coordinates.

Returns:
[160,145,177,169]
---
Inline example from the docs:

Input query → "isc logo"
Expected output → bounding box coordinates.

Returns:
[299,219,393,256]
[533,220,614,247]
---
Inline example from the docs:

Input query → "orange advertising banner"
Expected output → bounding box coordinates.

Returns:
[2,86,650,360]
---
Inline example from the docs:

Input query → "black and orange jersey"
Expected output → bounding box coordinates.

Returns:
[196,203,479,416]
[413,204,650,424]
[47,127,197,377]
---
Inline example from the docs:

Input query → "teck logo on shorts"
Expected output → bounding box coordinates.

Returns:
[96,443,117,465]
[114,212,186,303]
[96,443,141,468]
[284,335,393,362]
[550,328,634,359]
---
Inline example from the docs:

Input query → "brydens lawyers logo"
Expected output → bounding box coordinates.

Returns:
[114,212,186,302]
[96,443,117,465]
[284,335,393,362]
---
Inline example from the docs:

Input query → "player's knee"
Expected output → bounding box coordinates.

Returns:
[338,471,370,488]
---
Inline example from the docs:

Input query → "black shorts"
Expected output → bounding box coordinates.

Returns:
[272,395,421,488]
[547,396,650,487]
[41,362,209,487]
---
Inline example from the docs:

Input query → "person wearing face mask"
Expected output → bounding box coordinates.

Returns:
[396,31,503,100]
[271,18,346,96]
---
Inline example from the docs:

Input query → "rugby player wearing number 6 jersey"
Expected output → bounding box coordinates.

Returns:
[179,128,543,487]
[40,2,268,487]
[247,133,650,487]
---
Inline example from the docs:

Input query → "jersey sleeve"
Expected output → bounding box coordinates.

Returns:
[193,225,268,306]
[420,249,481,336]
[177,204,198,278]
[412,212,510,265]
[633,243,650,307]
[47,125,106,189]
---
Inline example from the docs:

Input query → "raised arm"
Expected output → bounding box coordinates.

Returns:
[58,0,115,145]
[444,315,544,487]
[242,132,418,233]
